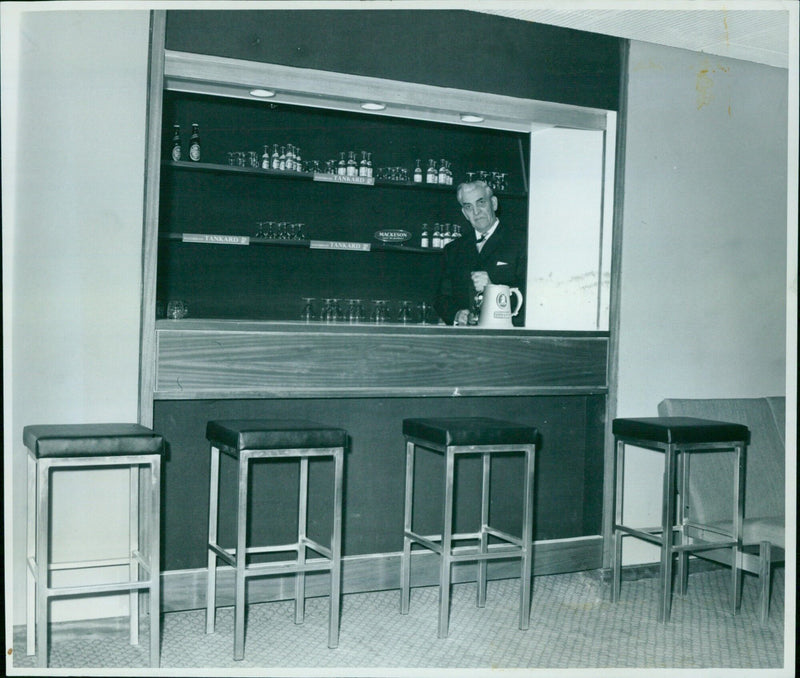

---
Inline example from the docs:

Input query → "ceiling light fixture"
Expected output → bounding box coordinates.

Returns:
[460,114,485,123]
[361,102,386,111]
[250,88,276,98]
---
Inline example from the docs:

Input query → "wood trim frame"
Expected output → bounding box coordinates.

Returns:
[163,50,612,134]
[601,39,631,568]
[138,10,167,429]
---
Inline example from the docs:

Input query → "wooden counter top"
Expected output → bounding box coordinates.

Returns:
[154,319,609,399]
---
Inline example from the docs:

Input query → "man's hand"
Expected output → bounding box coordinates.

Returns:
[471,270,490,292]
[454,309,470,326]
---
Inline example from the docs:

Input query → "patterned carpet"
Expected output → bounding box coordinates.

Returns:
[9,566,786,674]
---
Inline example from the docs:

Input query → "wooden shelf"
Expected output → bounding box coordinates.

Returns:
[159,231,443,255]
[162,160,528,199]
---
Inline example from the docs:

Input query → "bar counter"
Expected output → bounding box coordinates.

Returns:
[150,319,609,610]
[154,319,609,399]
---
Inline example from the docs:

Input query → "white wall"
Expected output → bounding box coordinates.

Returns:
[3,9,151,625]
[615,41,790,563]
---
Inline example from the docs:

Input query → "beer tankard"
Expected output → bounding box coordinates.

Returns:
[166,300,189,319]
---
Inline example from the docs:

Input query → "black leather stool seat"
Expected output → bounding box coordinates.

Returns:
[612,417,749,444]
[206,419,347,453]
[23,423,165,458]
[403,417,538,447]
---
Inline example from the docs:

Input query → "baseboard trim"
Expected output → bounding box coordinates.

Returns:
[593,556,724,584]
[163,535,603,612]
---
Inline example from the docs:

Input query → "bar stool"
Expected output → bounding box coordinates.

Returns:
[610,416,749,622]
[23,423,164,668]
[205,419,346,661]
[400,417,537,638]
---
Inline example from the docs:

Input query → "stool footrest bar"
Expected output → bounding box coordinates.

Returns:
[485,526,523,546]
[43,580,154,598]
[301,537,332,559]
[404,532,443,554]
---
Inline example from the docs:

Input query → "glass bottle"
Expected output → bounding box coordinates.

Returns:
[271,144,279,169]
[420,223,429,248]
[170,124,181,161]
[338,152,347,176]
[347,151,357,177]
[432,223,442,248]
[359,151,368,177]
[366,152,373,178]
[286,144,295,171]
[261,145,270,169]
[279,145,286,171]
[414,159,423,183]
[442,223,452,246]
[427,159,437,184]
[438,159,447,185]
[188,123,200,162]
[295,146,302,171]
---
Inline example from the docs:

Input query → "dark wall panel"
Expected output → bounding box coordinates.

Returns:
[165,10,622,111]
[154,394,605,571]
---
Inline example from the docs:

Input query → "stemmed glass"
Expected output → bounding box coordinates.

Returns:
[372,300,390,323]
[418,301,433,325]
[398,300,414,324]
[300,297,316,322]
[347,299,364,323]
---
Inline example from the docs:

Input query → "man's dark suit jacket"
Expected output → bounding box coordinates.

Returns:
[433,222,527,326]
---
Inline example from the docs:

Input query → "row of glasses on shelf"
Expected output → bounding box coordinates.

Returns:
[255,221,307,240]
[301,298,437,324]
[465,170,510,193]
[375,167,410,183]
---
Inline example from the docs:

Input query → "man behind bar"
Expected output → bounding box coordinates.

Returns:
[434,180,526,326]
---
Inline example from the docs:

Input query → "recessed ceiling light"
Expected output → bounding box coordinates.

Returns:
[361,102,386,111]
[250,88,276,98]
[460,114,485,123]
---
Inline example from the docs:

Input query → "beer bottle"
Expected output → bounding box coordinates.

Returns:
[189,124,200,162]
[170,124,182,161]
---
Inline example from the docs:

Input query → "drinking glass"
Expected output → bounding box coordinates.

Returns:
[300,297,316,322]
[321,298,334,323]
[468,290,483,326]
[418,301,433,325]
[166,300,189,319]
[398,300,414,324]
[346,299,364,323]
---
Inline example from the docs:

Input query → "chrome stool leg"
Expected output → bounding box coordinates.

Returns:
[658,443,677,623]
[233,452,250,661]
[400,440,414,615]
[148,456,162,668]
[477,453,490,608]
[35,459,51,669]
[129,465,140,645]
[519,445,535,630]
[328,448,344,649]
[295,457,309,625]
[438,447,455,639]
[205,444,220,634]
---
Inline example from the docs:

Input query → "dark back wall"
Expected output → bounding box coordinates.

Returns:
[165,10,623,111]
